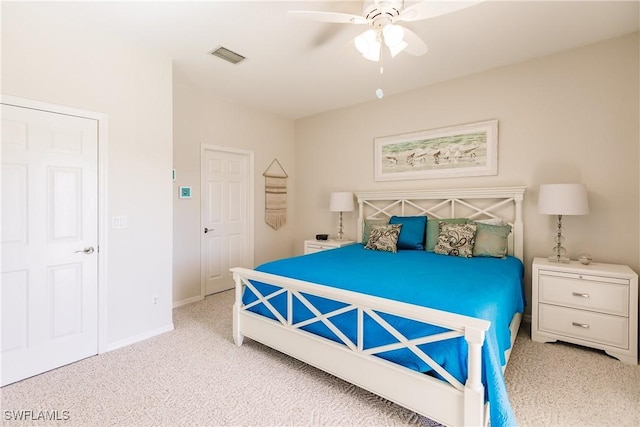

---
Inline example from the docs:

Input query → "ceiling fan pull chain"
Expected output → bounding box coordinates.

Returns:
[376,49,385,99]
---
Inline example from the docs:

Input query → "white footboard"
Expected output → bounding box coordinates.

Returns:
[232,267,492,427]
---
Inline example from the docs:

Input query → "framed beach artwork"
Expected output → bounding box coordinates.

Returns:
[374,120,498,181]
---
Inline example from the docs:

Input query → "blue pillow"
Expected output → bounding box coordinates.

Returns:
[389,216,427,250]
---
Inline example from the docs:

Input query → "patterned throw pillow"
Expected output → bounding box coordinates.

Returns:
[361,218,390,244]
[364,224,402,253]
[434,222,477,258]
[425,218,468,251]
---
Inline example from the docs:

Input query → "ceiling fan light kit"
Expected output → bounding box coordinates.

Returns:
[289,0,482,59]
[289,0,483,95]
[383,24,405,47]
[354,29,382,61]
[354,23,409,62]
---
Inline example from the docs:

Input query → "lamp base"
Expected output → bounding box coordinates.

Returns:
[548,215,570,263]
[336,211,344,241]
[548,255,570,263]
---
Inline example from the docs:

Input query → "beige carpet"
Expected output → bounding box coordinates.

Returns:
[1,290,638,426]
[506,321,640,426]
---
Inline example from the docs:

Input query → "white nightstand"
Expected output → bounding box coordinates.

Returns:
[531,257,638,364]
[304,239,355,255]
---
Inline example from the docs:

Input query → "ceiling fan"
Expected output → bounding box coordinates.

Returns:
[289,0,483,62]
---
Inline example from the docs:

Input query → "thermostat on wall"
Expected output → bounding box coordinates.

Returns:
[179,186,191,199]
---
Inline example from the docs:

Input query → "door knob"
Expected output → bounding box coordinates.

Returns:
[75,246,95,254]
[204,227,214,233]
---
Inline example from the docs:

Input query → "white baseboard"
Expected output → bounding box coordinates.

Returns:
[105,323,174,353]
[173,295,203,308]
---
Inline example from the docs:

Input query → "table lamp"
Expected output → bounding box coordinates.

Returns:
[538,183,589,263]
[329,192,354,241]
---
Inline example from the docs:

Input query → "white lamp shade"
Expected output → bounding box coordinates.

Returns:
[355,29,381,62]
[362,41,381,62]
[383,24,405,47]
[538,184,589,215]
[354,30,371,54]
[329,192,354,212]
[355,29,376,54]
[388,40,408,58]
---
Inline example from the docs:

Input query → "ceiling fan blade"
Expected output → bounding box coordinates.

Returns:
[401,27,428,56]
[396,0,483,22]
[311,24,356,48]
[288,10,369,25]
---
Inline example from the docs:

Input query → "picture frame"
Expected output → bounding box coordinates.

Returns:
[374,120,498,182]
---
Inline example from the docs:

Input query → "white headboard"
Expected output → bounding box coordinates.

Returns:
[355,186,526,260]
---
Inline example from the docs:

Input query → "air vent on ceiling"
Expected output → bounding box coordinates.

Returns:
[209,46,246,64]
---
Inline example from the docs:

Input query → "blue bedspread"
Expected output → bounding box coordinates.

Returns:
[243,244,524,427]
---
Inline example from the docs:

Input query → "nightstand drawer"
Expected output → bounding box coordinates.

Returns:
[304,239,355,255]
[305,243,327,254]
[539,304,629,349]
[539,272,629,316]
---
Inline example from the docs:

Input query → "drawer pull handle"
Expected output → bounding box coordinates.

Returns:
[572,322,590,329]
[572,292,589,298]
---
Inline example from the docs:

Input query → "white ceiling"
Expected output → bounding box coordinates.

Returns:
[26,1,639,119]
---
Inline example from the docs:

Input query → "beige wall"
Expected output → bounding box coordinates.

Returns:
[172,83,296,305]
[8,0,634,326]
[294,33,640,314]
[2,4,174,346]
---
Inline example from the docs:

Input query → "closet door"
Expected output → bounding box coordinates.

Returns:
[1,103,99,386]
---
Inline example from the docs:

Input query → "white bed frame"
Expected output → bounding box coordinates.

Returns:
[232,186,526,426]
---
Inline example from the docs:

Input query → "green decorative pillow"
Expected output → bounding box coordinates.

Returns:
[425,218,468,251]
[434,222,477,258]
[472,222,512,258]
[364,224,402,253]
[474,218,506,226]
[362,218,389,244]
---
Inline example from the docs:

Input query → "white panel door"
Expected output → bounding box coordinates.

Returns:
[201,148,250,295]
[1,104,98,386]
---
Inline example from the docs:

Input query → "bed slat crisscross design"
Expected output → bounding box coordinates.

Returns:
[238,272,483,392]
[232,186,526,427]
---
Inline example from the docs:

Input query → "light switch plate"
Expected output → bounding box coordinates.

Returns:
[112,216,128,229]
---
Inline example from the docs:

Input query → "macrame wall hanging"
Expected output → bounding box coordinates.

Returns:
[263,158,288,230]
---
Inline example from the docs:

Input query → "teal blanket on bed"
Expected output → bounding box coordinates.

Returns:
[244,244,524,427]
